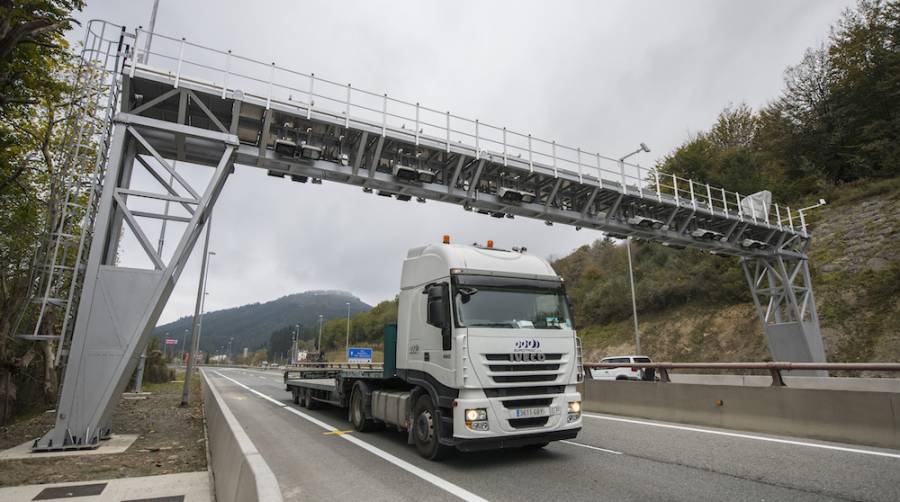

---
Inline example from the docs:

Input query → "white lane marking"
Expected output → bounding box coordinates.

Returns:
[583,412,900,460]
[560,440,621,455]
[211,371,489,502]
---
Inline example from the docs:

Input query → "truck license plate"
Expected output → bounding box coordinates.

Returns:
[510,407,553,418]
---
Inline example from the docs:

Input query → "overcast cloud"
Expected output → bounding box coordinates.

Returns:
[70,0,850,324]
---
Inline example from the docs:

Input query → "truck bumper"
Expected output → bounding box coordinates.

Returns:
[452,428,581,452]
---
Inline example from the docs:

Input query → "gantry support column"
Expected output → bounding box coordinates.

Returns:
[34,112,238,450]
[742,255,827,375]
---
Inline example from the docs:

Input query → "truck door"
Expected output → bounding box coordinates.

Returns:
[423,282,455,387]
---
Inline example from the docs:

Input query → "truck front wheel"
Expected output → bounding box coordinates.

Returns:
[412,395,453,460]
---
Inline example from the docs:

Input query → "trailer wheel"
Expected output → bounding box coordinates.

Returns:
[412,395,453,461]
[304,389,319,410]
[350,384,377,432]
[291,388,300,405]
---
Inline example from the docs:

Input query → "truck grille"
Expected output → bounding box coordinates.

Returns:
[484,386,565,397]
[482,353,567,385]
[500,398,553,408]
[485,353,563,361]
[487,363,560,372]
[508,417,550,429]
[492,374,559,383]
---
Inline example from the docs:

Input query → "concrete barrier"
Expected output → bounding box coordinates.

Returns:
[667,373,900,392]
[203,371,283,502]
[581,380,900,450]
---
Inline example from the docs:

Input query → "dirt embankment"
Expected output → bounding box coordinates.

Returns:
[0,372,207,487]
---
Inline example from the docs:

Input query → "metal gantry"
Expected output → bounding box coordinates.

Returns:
[30,20,825,450]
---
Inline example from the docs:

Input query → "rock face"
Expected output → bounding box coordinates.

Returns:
[811,192,900,276]
[806,178,900,364]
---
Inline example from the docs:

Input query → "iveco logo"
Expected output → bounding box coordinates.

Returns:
[514,339,541,350]
[511,352,546,362]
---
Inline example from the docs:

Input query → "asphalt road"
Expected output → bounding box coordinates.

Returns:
[203,368,900,502]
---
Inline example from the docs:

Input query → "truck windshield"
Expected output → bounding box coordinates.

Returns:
[454,286,573,329]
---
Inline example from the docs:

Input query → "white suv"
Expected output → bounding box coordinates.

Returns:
[590,355,654,381]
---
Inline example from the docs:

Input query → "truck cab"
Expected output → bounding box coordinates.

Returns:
[393,240,583,457]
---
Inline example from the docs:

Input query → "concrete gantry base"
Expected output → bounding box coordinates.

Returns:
[0,471,211,502]
[0,434,139,460]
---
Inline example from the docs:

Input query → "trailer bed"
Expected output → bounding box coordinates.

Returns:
[284,365,386,408]
[287,378,337,392]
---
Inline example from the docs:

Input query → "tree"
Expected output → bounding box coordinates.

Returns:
[0,0,84,424]
[825,0,900,181]
[0,1,83,110]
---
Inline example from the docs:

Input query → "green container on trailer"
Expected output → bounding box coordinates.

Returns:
[383,323,398,378]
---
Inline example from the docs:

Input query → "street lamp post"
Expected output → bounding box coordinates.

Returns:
[140,0,160,64]
[345,302,351,360]
[291,323,299,365]
[797,199,827,234]
[197,290,210,359]
[619,143,651,354]
[317,314,324,354]
[180,212,215,406]
[182,328,189,362]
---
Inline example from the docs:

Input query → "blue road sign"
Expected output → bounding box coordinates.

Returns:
[348,347,373,363]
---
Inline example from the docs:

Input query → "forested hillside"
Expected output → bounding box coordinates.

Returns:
[152,290,370,354]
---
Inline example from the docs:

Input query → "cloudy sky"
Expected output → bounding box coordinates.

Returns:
[69,0,849,323]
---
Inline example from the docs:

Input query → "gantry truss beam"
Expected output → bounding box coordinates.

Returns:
[124,67,808,260]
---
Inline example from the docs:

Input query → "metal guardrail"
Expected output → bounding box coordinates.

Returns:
[582,362,900,386]
[120,24,805,235]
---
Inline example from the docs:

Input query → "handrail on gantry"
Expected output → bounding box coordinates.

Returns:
[582,362,900,387]
[119,22,807,236]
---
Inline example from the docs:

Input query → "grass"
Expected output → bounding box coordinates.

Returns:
[141,369,202,394]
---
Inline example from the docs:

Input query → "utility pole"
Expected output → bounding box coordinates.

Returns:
[181,215,214,406]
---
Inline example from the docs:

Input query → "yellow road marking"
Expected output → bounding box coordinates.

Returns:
[323,430,353,436]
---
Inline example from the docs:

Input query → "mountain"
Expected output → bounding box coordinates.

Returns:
[152,290,371,355]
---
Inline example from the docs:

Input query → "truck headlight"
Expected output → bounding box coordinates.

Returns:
[465,408,486,421]
[465,408,489,431]
[567,401,581,422]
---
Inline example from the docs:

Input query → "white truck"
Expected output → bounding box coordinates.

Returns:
[284,239,584,459]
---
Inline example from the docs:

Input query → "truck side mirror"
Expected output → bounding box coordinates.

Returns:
[425,283,452,351]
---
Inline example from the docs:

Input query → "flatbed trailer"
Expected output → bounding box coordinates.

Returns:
[283,364,387,410]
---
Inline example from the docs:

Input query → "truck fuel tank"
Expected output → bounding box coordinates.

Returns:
[372,390,410,429]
